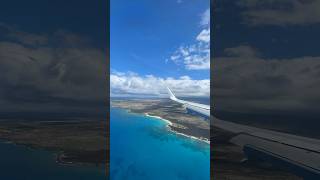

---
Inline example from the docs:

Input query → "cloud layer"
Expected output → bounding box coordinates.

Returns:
[0,24,107,113]
[111,71,209,97]
[213,45,320,113]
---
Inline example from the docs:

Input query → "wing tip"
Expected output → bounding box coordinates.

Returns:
[166,86,177,101]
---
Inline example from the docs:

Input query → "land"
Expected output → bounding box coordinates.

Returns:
[0,118,108,168]
[111,99,210,141]
[0,99,303,179]
[112,99,301,180]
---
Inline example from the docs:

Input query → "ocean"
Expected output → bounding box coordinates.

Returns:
[110,107,210,180]
[0,141,106,179]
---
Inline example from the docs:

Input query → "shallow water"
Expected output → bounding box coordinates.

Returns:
[110,107,210,180]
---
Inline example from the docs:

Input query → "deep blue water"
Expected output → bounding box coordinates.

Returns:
[0,141,106,179]
[110,107,210,180]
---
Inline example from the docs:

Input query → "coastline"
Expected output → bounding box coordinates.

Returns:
[111,100,210,144]
[144,113,173,126]
[0,119,107,167]
[0,139,99,167]
[145,113,210,144]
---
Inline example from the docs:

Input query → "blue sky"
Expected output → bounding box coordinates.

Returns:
[111,0,210,97]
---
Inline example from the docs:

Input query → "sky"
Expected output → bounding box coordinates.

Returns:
[212,0,320,136]
[111,0,210,97]
[0,0,107,116]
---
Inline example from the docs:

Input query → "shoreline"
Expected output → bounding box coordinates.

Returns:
[144,113,173,126]
[0,119,107,167]
[0,139,92,166]
[145,113,210,144]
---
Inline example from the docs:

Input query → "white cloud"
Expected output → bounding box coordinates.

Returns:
[200,8,210,26]
[169,9,210,70]
[184,54,210,70]
[171,37,210,70]
[196,28,210,43]
[111,71,209,97]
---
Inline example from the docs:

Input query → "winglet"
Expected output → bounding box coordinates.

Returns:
[167,87,178,101]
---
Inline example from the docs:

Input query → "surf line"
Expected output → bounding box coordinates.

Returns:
[144,113,210,144]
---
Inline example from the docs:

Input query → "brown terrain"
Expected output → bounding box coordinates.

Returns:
[112,99,302,180]
[0,118,108,167]
[111,99,210,140]
[0,99,303,179]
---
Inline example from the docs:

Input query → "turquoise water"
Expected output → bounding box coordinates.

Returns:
[110,107,210,180]
[0,140,106,179]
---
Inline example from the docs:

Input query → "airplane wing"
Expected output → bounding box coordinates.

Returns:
[167,87,320,179]
[167,87,210,117]
[213,117,320,179]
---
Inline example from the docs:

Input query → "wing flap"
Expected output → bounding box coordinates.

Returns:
[231,134,320,176]
[214,117,320,153]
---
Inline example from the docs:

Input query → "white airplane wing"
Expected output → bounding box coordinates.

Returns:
[167,87,210,117]
[167,87,320,179]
